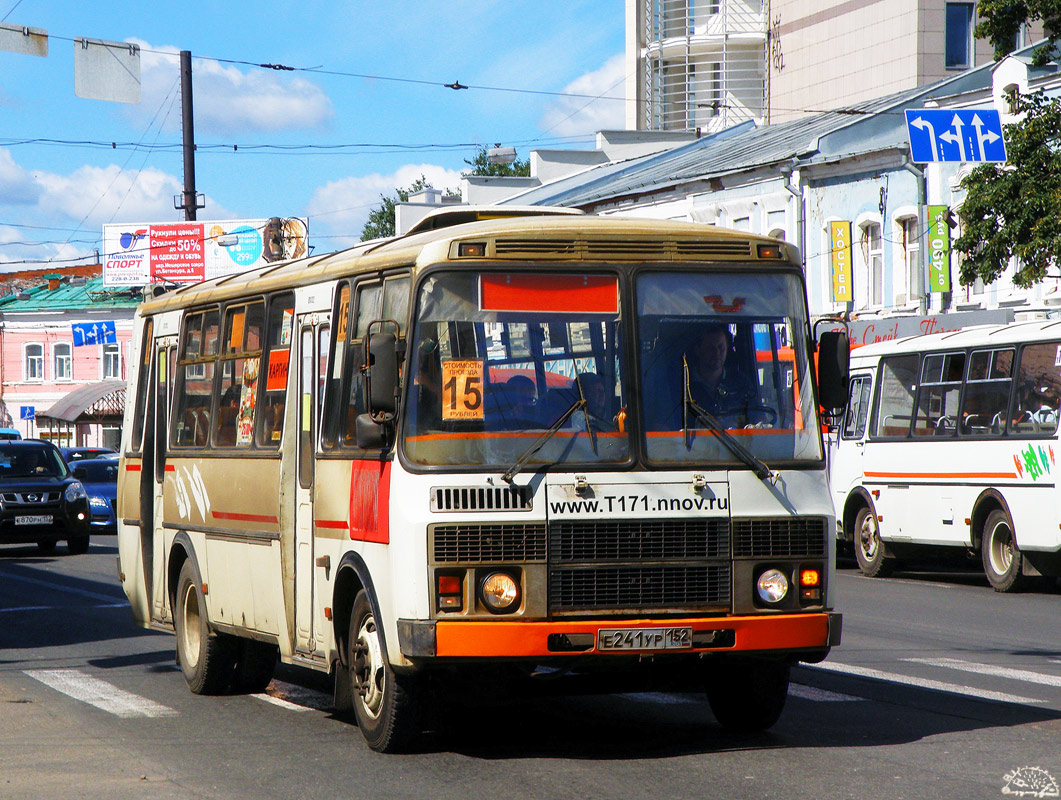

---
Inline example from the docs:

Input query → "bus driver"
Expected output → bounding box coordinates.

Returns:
[686,323,756,423]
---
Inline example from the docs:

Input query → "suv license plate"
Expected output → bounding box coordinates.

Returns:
[15,515,53,526]
[597,627,693,651]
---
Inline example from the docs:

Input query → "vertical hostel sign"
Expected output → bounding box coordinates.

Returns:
[830,220,852,303]
[928,205,952,293]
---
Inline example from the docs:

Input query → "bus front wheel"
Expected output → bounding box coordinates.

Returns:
[854,506,894,578]
[706,658,789,733]
[175,560,236,694]
[348,590,420,752]
[981,509,1026,592]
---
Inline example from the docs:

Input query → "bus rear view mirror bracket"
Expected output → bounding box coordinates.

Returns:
[817,331,850,413]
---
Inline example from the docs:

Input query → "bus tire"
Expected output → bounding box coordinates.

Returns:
[854,505,893,578]
[981,509,1026,592]
[348,589,419,752]
[231,639,278,694]
[175,560,236,694]
[706,658,789,733]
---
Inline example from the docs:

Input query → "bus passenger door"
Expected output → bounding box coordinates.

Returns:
[831,373,872,518]
[294,318,326,655]
[144,341,173,623]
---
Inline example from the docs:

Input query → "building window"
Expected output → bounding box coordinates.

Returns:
[945,3,975,69]
[900,216,921,303]
[103,343,121,379]
[861,223,884,306]
[25,343,44,381]
[54,343,72,380]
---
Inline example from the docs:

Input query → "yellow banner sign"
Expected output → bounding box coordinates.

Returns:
[830,221,852,303]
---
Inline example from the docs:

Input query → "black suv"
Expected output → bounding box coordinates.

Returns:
[0,440,91,555]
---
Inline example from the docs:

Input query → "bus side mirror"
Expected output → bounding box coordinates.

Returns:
[817,331,850,412]
[354,413,389,449]
[364,330,399,418]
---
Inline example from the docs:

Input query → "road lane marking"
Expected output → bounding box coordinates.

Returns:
[25,669,177,718]
[789,683,864,702]
[808,661,1042,705]
[0,570,127,605]
[252,680,332,712]
[904,657,1061,688]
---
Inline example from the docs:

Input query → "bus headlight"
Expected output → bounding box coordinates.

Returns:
[756,569,789,604]
[480,572,520,613]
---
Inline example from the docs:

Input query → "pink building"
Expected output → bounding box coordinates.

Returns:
[0,275,140,448]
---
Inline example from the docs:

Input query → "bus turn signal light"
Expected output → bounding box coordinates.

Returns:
[437,573,463,611]
[458,242,486,258]
[800,568,821,587]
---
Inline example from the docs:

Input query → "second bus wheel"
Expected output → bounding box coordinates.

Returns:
[853,505,894,578]
[174,560,236,694]
[981,508,1026,592]
[348,589,420,752]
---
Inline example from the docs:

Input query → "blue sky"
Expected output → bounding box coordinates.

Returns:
[0,0,626,269]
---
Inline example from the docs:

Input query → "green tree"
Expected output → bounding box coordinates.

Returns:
[360,177,430,241]
[955,6,1061,286]
[461,145,530,177]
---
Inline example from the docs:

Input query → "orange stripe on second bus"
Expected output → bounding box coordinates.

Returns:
[864,470,1019,480]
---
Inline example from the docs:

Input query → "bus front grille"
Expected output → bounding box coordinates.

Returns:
[432,523,547,563]
[731,517,828,557]
[431,485,533,512]
[549,565,731,611]
[549,518,729,562]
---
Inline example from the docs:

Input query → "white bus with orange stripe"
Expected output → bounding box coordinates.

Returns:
[832,320,1061,591]
[117,209,848,752]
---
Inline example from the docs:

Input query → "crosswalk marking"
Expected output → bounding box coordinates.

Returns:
[809,661,1042,705]
[789,683,864,702]
[904,657,1061,688]
[253,680,332,712]
[25,669,177,718]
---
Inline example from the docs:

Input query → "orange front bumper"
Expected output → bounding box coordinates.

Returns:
[433,612,839,658]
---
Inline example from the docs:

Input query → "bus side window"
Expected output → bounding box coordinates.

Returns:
[913,352,964,437]
[173,309,220,448]
[215,301,264,447]
[129,318,154,452]
[960,348,1014,436]
[321,283,350,449]
[873,354,918,438]
[841,375,871,440]
[341,282,382,447]
[1013,342,1061,435]
[256,293,295,447]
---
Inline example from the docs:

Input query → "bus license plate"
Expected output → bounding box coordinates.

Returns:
[597,627,693,651]
[15,515,53,526]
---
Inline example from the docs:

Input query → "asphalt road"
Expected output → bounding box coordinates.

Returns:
[2,541,1060,800]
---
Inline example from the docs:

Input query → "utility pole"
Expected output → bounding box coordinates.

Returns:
[175,50,204,220]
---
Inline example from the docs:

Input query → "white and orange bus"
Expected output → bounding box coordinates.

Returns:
[117,209,848,751]
[832,321,1061,591]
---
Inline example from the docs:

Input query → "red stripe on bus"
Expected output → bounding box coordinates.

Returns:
[480,274,618,314]
[349,460,389,544]
[211,510,279,524]
[125,464,142,471]
[165,464,176,471]
[315,520,347,529]
[864,471,1018,480]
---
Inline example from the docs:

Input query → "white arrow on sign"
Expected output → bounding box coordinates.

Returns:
[938,114,969,161]
[970,113,1000,160]
[909,115,939,162]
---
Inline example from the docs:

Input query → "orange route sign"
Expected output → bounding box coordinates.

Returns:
[441,360,484,420]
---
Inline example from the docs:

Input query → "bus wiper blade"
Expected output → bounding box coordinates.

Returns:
[682,356,775,483]
[501,398,586,484]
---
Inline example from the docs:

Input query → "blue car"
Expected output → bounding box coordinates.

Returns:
[70,458,118,535]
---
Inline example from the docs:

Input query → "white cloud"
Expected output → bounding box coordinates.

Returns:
[539,53,627,138]
[0,224,93,273]
[307,163,464,249]
[0,149,39,206]
[125,40,333,135]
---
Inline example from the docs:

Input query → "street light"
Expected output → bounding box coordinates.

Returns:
[487,146,517,165]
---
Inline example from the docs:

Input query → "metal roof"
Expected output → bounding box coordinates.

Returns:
[504,42,1052,209]
[37,380,126,423]
[0,275,142,312]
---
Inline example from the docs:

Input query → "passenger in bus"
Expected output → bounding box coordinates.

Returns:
[503,375,538,423]
[686,324,758,424]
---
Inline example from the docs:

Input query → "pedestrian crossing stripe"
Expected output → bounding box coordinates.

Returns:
[25,669,177,718]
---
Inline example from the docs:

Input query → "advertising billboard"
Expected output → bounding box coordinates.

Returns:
[101,218,308,286]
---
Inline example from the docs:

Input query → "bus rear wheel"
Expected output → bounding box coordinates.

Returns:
[981,509,1026,592]
[175,560,236,694]
[854,505,893,578]
[706,658,789,733]
[348,590,420,752]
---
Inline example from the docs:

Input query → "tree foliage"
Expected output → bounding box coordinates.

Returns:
[461,145,530,177]
[956,89,1061,287]
[975,0,1061,65]
[359,177,431,241]
[954,2,1061,286]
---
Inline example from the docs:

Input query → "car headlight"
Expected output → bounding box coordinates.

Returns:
[480,572,520,613]
[89,496,109,509]
[756,568,789,604]
[65,481,87,503]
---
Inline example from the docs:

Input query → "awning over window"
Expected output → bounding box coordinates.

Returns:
[37,379,126,424]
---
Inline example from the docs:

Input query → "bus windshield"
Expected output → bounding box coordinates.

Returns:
[404,270,629,468]
[637,271,822,464]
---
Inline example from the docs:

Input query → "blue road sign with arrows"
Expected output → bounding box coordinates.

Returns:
[71,320,117,347]
[905,109,1007,163]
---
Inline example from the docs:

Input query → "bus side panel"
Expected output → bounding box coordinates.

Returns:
[162,455,283,635]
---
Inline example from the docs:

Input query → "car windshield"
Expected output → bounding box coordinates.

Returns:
[0,446,68,478]
[637,271,822,464]
[76,461,119,483]
[403,271,629,469]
